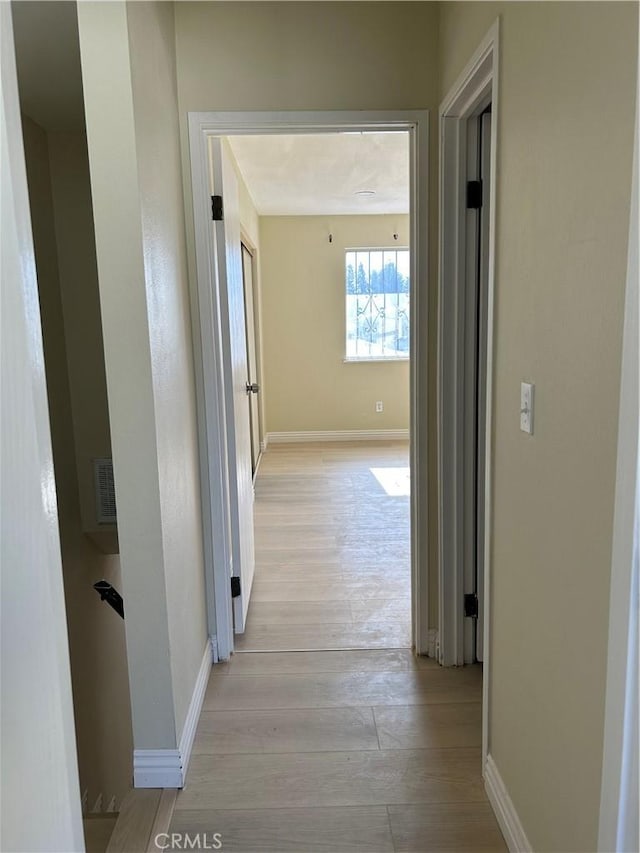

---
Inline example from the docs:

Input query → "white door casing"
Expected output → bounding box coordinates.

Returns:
[438,22,499,765]
[188,110,429,661]
[475,109,492,663]
[210,138,256,634]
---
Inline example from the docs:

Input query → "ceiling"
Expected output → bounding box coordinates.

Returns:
[227,133,409,217]
[12,1,85,132]
[10,3,409,216]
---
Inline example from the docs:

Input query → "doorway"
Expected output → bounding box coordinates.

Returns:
[462,104,492,665]
[187,111,429,662]
[227,132,412,653]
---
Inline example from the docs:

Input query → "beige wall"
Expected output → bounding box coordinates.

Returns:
[175,2,439,113]
[47,130,113,535]
[260,215,410,433]
[22,117,133,809]
[438,3,637,850]
[127,0,208,742]
[78,0,208,754]
[1,7,83,845]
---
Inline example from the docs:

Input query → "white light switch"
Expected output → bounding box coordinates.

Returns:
[520,382,534,434]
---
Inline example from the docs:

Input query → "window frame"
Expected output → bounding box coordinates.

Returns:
[344,245,411,363]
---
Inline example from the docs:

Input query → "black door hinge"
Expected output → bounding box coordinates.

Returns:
[211,195,224,221]
[464,593,478,618]
[231,576,241,598]
[466,180,483,209]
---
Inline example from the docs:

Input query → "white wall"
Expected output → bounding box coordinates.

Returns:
[259,215,410,433]
[0,5,83,849]
[438,3,638,850]
[77,0,208,766]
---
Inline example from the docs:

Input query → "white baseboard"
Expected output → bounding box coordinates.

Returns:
[484,754,532,852]
[133,749,182,788]
[266,429,409,444]
[178,641,212,782]
[134,642,212,789]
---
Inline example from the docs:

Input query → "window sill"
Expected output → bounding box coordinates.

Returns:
[343,357,410,363]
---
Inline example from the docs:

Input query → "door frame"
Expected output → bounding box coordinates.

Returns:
[188,110,429,661]
[437,21,499,762]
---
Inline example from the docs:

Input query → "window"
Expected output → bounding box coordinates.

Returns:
[345,248,410,360]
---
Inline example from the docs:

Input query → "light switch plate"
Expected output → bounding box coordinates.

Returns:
[520,382,534,434]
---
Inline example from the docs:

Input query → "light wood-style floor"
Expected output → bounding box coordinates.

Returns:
[238,441,412,651]
[172,443,506,852]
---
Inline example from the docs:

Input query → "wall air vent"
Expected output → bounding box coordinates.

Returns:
[93,457,116,524]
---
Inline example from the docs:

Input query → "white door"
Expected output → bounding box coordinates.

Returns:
[210,138,255,634]
[241,243,261,475]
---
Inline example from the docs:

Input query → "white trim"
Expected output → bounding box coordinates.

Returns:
[484,754,532,853]
[266,429,409,444]
[187,110,430,658]
[133,749,182,789]
[187,118,235,663]
[437,21,499,773]
[598,67,639,853]
[178,642,212,784]
[133,643,212,788]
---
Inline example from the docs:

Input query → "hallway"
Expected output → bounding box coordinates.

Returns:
[171,443,505,851]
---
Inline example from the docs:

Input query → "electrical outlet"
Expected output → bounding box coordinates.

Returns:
[375,401,384,413]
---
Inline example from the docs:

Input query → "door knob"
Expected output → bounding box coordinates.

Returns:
[246,383,260,394]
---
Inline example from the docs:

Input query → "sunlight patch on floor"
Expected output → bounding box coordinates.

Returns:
[370,466,410,496]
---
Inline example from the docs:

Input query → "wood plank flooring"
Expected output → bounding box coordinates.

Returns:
[239,442,411,651]
[172,443,505,852]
